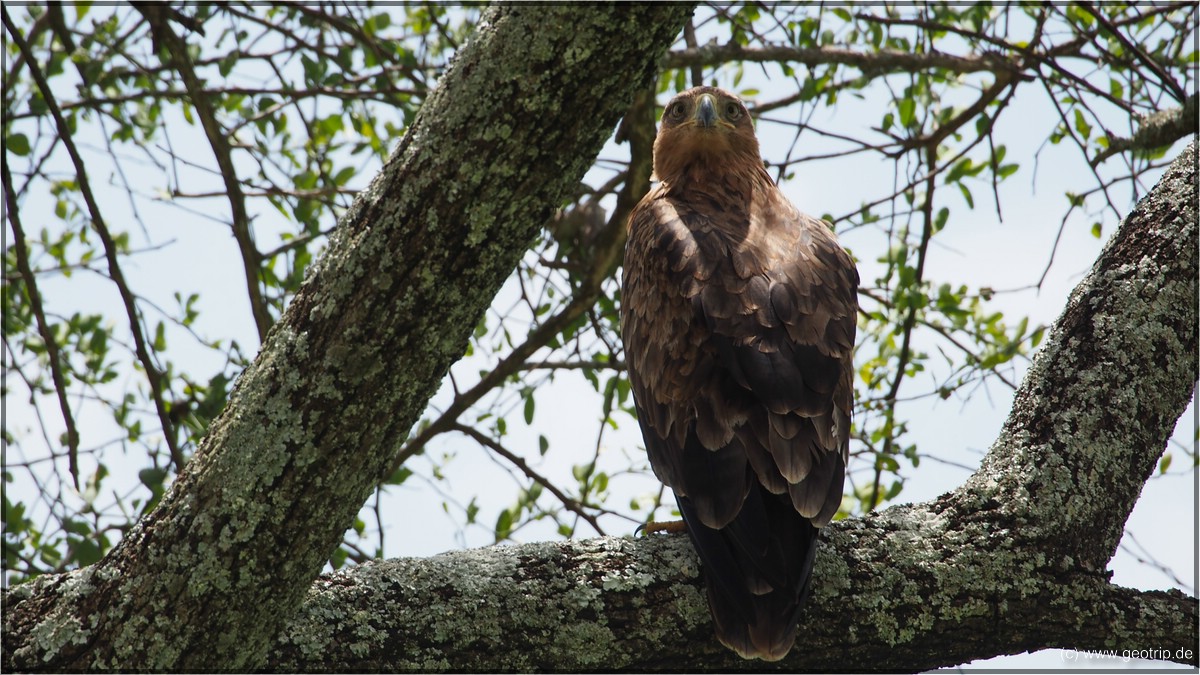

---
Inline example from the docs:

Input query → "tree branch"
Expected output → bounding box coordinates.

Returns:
[1092,93,1198,166]
[136,4,273,342]
[262,528,1196,671]
[664,43,1022,76]
[2,157,80,488]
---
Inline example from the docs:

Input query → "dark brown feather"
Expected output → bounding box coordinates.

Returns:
[621,87,858,661]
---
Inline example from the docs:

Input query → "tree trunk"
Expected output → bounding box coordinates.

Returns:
[0,5,694,671]
[281,140,1196,671]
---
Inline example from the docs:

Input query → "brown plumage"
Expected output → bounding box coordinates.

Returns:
[620,87,858,661]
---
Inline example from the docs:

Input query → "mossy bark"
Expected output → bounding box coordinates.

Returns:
[0,5,694,671]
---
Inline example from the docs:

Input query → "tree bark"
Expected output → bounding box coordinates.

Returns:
[279,140,1196,671]
[0,5,694,671]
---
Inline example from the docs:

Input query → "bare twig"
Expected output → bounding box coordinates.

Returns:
[451,423,606,536]
[136,3,272,342]
[1077,2,1188,103]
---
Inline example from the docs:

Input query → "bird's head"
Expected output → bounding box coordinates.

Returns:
[651,86,762,186]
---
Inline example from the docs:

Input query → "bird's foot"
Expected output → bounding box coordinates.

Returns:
[637,520,688,536]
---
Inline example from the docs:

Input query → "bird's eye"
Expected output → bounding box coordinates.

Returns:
[725,101,743,120]
[667,101,688,121]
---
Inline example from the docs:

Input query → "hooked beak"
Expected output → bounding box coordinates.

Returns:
[696,94,717,128]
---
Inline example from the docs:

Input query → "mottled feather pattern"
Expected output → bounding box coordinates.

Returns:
[621,87,858,661]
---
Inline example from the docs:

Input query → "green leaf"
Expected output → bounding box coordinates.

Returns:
[934,207,949,232]
[63,518,91,536]
[946,157,972,183]
[898,98,916,128]
[538,435,549,456]
[152,321,166,351]
[138,467,167,491]
[7,133,31,156]
[494,508,513,542]
[70,537,103,567]
[1109,78,1124,100]
[523,394,535,424]
[958,182,974,209]
[1073,108,1092,140]
[1091,222,1102,238]
[218,52,238,78]
[572,462,594,483]
[1158,453,1172,474]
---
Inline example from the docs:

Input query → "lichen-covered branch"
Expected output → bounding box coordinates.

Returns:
[967,139,1196,570]
[0,5,693,671]
[1092,94,1198,166]
[262,520,1196,672]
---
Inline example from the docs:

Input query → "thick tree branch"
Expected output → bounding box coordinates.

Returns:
[969,139,1196,569]
[262,527,1196,671]
[0,5,694,671]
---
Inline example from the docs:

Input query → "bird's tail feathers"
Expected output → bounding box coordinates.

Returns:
[677,489,821,661]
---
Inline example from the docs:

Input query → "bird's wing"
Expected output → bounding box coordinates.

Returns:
[697,192,858,526]
[622,185,757,530]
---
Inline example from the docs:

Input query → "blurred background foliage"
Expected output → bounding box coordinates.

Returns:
[4,2,1195,583]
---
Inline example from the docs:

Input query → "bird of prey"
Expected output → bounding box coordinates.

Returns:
[620,86,858,661]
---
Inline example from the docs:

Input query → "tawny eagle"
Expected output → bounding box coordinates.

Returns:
[620,86,858,661]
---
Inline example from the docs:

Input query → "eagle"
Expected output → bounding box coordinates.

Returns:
[620,86,858,661]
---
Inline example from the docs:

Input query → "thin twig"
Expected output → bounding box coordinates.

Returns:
[136,4,272,342]
[451,423,606,536]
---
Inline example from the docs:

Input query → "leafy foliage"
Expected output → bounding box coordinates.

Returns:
[4,3,1195,584]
